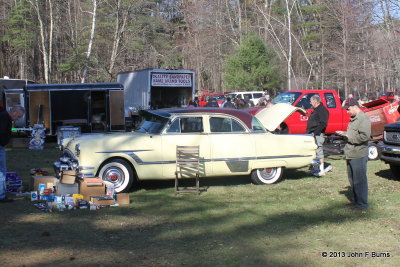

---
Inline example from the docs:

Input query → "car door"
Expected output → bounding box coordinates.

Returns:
[208,115,256,175]
[161,115,211,178]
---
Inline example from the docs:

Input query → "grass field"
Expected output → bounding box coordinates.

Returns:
[1,143,399,266]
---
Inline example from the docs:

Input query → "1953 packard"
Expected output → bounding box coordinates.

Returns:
[54,103,318,192]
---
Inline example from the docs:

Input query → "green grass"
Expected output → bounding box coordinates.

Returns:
[1,143,400,266]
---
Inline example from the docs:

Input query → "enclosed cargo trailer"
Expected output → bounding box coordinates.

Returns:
[117,69,196,111]
[18,83,125,135]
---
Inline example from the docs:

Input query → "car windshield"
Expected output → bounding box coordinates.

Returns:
[228,93,237,99]
[136,111,169,134]
[271,92,302,105]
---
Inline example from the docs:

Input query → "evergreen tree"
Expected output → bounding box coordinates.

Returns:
[223,32,282,92]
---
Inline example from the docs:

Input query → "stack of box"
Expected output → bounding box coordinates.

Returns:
[29,170,130,211]
[6,172,22,193]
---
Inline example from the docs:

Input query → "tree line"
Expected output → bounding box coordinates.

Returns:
[0,0,399,99]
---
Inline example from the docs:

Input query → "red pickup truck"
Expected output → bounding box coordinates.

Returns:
[247,90,400,160]
[247,90,349,134]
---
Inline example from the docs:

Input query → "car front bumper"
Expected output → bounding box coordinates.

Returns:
[379,142,400,164]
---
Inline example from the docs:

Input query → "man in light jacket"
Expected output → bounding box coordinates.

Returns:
[337,99,371,211]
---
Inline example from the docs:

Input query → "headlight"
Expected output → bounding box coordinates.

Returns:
[75,143,80,156]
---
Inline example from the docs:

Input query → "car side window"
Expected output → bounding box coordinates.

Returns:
[295,93,316,109]
[244,93,252,99]
[166,118,181,133]
[251,117,266,132]
[210,117,246,133]
[325,93,336,108]
[181,117,203,133]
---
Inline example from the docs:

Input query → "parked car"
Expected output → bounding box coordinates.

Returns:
[379,121,400,179]
[228,91,264,104]
[54,104,318,192]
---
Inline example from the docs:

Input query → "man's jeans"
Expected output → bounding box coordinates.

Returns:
[0,147,6,199]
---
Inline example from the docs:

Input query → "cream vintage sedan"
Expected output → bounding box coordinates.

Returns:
[54,103,318,192]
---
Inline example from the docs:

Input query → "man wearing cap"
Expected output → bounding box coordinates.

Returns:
[337,99,371,211]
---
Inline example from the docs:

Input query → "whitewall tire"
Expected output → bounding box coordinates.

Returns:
[251,167,283,184]
[98,159,134,193]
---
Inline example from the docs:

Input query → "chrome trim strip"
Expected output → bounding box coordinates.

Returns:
[78,166,95,170]
[96,149,152,153]
[127,152,313,165]
[78,173,95,177]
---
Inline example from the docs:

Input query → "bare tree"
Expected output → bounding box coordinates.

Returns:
[81,0,98,83]
[29,0,54,83]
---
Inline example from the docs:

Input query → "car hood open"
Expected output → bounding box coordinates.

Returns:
[254,103,306,132]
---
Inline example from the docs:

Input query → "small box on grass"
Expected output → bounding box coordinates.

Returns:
[90,195,115,206]
[30,176,57,191]
[117,193,130,205]
[79,178,106,201]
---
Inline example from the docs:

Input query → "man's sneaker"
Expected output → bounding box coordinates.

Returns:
[324,165,333,173]
[0,198,13,203]
[315,164,333,177]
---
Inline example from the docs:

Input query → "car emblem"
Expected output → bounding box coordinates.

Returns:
[393,134,399,140]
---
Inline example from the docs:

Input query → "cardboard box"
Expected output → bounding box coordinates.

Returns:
[60,170,77,184]
[55,181,79,195]
[90,195,115,206]
[79,178,106,201]
[117,193,130,205]
[30,176,57,191]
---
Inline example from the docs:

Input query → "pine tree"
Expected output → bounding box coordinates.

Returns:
[223,32,282,92]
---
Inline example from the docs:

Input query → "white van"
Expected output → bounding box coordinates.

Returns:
[228,91,264,104]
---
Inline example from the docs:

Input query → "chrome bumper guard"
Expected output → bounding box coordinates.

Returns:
[53,159,95,178]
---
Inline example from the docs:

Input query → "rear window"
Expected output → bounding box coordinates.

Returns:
[253,93,263,98]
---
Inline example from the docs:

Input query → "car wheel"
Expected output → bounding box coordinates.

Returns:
[98,159,134,193]
[389,164,400,180]
[368,144,380,161]
[251,167,283,184]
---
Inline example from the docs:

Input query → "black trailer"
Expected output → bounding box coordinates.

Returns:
[13,83,125,135]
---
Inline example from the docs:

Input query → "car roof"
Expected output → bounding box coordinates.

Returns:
[229,91,263,94]
[286,90,337,93]
[147,108,254,128]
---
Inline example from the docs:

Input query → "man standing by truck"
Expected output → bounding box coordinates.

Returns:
[307,94,330,176]
[337,99,371,211]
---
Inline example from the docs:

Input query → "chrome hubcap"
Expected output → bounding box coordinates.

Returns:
[259,168,276,180]
[104,168,124,187]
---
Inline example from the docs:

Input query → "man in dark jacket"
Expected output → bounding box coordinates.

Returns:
[307,94,330,176]
[222,97,235,108]
[204,97,219,107]
[0,106,25,202]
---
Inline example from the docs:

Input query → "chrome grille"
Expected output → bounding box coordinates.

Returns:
[384,131,400,144]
